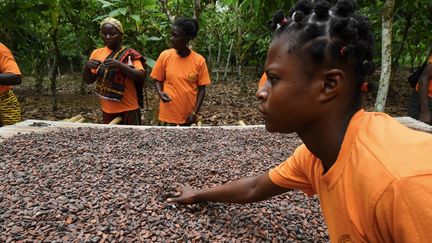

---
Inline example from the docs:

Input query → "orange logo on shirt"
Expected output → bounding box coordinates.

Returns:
[188,72,198,82]
[338,234,352,243]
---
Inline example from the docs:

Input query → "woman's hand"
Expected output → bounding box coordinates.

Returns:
[84,59,102,69]
[158,92,172,103]
[103,58,122,70]
[184,113,198,126]
[167,183,198,204]
[419,111,431,125]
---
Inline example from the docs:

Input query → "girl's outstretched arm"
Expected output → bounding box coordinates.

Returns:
[167,172,290,204]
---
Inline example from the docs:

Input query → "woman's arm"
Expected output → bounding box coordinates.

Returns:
[419,64,432,124]
[0,73,21,85]
[82,59,101,84]
[104,58,145,83]
[167,172,290,204]
[155,80,171,102]
[185,85,206,125]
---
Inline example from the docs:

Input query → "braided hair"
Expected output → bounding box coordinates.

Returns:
[270,0,375,93]
[174,17,199,39]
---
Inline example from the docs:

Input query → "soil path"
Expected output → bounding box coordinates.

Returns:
[14,71,413,126]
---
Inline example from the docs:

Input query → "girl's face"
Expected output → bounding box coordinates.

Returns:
[170,25,190,50]
[257,34,322,134]
[100,24,123,50]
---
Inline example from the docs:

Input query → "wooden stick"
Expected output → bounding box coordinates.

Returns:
[109,117,122,125]
[66,115,83,122]
[76,118,85,123]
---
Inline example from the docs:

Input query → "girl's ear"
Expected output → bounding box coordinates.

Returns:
[318,69,344,103]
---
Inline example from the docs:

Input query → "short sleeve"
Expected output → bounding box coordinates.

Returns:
[0,45,21,75]
[89,50,98,75]
[375,176,432,242]
[132,59,144,71]
[268,145,316,196]
[197,59,211,86]
[150,52,166,82]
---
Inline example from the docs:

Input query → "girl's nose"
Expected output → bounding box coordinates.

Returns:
[256,86,268,101]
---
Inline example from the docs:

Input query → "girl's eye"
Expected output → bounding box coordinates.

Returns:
[268,75,278,85]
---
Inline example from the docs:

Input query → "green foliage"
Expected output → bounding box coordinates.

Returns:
[0,0,431,78]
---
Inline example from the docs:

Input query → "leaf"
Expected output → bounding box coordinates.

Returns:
[147,36,162,41]
[109,9,121,17]
[141,0,156,7]
[118,7,128,16]
[145,56,156,69]
[93,14,110,22]
[130,14,141,23]
[98,0,114,8]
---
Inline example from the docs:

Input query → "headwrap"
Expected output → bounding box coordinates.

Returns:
[100,17,124,34]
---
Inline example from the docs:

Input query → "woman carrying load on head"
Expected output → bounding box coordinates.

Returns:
[83,17,146,125]
[0,42,22,127]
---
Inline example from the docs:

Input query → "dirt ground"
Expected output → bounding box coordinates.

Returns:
[14,69,413,126]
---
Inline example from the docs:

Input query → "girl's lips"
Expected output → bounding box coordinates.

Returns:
[258,107,267,118]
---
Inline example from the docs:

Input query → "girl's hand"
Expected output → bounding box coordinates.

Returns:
[85,59,102,69]
[158,92,172,103]
[166,183,198,204]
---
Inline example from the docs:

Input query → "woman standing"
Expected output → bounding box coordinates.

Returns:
[151,17,211,126]
[0,43,22,127]
[83,17,146,125]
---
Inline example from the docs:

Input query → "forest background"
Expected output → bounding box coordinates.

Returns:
[0,0,431,125]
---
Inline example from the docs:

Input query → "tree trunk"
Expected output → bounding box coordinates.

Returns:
[159,0,175,24]
[374,0,395,112]
[391,12,411,75]
[223,40,233,82]
[193,0,201,20]
[50,26,60,112]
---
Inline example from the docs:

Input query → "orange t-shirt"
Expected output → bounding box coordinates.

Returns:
[89,47,144,114]
[269,109,432,242]
[150,48,211,124]
[0,43,21,94]
[258,73,267,90]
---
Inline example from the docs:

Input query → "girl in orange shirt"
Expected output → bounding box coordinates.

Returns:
[167,1,432,242]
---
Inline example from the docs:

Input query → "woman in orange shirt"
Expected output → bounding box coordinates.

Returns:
[167,1,432,242]
[0,43,22,127]
[408,54,432,124]
[83,17,146,125]
[150,17,211,126]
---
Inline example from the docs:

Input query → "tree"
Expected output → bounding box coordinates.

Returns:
[375,0,395,112]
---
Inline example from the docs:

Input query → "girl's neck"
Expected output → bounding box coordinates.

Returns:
[298,108,358,173]
[176,47,191,57]
[108,44,122,52]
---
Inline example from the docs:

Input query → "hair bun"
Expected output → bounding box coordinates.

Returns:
[314,0,331,20]
[362,60,375,76]
[334,0,356,17]
[293,11,305,22]
[271,9,286,31]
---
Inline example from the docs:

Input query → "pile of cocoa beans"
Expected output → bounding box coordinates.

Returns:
[0,127,328,242]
